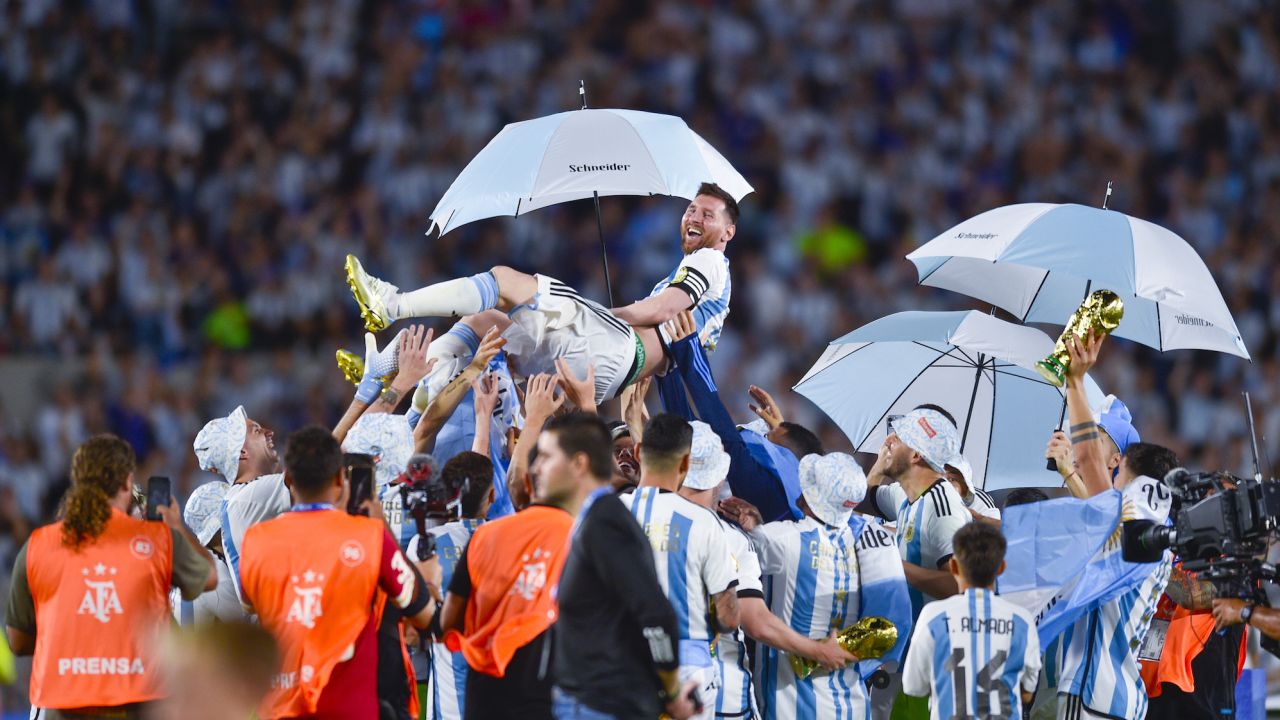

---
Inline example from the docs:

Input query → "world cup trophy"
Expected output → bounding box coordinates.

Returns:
[1035,289,1125,388]
[789,616,898,680]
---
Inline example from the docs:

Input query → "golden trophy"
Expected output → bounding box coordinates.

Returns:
[1034,289,1124,388]
[789,616,898,680]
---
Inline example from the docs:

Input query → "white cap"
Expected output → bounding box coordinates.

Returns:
[343,413,415,488]
[798,453,866,527]
[683,421,730,491]
[193,405,247,483]
[945,454,974,491]
[890,408,960,474]
[183,481,230,547]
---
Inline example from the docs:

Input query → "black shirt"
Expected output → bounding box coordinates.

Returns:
[553,492,679,719]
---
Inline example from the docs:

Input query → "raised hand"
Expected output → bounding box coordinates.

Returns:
[523,373,565,422]
[555,358,597,413]
[472,372,501,420]
[468,326,507,372]
[663,310,697,343]
[621,376,652,440]
[396,325,438,386]
[748,385,784,430]
[1064,330,1104,386]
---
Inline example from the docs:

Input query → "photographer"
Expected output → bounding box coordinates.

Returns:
[238,426,441,720]
[6,434,217,719]
[405,451,494,720]
[1140,475,1248,720]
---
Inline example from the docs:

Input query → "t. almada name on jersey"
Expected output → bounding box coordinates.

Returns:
[941,615,1017,635]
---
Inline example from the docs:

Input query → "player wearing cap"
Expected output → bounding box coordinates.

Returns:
[865,408,971,618]
[719,452,910,720]
[902,523,1041,719]
[193,405,286,603]
[620,414,740,720]
[344,184,740,407]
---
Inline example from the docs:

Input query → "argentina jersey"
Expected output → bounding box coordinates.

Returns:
[651,247,731,352]
[878,480,971,619]
[717,525,763,719]
[749,516,867,720]
[380,484,417,552]
[902,588,1042,720]
[1057,476,1173,720]
[619,488,738,642]
[421,518,482,720]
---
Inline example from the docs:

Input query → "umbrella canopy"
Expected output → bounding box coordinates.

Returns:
[906,203,1249,359]
[794,311,1106,491]
[428,108,753,235]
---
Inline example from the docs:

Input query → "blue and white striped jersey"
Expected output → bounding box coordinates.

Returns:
[716,525,763,718]
[620,487,738,644]
[876,480,972,619]
[651,248,731,352]
[902,588,1042,720]
[749,515,907,720]
[1056,475,1173,719]
[417,518,483,720]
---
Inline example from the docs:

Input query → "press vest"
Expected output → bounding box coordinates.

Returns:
[443,505,571,677]
[26,509,173,709]
[240,509,386,719]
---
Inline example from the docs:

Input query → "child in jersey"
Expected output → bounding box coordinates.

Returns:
[902,522,1041,720]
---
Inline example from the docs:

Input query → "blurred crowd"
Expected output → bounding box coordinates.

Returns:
[1,0,1279,587]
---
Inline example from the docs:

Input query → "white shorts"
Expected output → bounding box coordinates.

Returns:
[679,663,719,720]
[503,275,639,405]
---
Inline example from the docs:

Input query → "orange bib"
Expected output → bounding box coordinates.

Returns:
[26,509,173,710]
[443,505,571,677]
[1140,595,1246,697]
[240,509,385,719]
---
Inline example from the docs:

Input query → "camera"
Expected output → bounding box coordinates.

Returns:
[1122,468,1280,601]
[394,453,483,561]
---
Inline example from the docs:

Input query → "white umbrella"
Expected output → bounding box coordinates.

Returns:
[794,311,1106,491]
[428,98,752,304]
[906,203,1249,359]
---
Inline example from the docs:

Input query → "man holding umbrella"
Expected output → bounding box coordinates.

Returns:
[344,182,738,407]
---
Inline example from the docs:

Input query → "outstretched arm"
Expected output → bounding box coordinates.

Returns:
[414,327,505,452]
[1064,332,1110,497]
[611,287,693,327]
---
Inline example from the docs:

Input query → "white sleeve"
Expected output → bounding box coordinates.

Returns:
[729,530,764,595]
[668,248,728,305]
[855,523,906,587]
[748,522,795,575]
[900,607,936,697]
[221,474,290,600]
[923,501,970,568]
[1020,611,1043,694]
[702,521,740,596]
[875,484,908,522]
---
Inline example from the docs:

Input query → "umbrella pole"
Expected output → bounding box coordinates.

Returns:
[593,191,615,306]
[579,80,615,306]
[959,353,985,453]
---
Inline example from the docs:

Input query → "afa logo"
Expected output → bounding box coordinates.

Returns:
[512,547,551,601]
[286,570,326,629]
[77,564,123,624]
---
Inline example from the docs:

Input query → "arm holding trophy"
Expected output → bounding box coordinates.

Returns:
[1035,290,1122,498]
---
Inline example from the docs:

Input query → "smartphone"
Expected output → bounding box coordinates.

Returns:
[145,476,171,521]
[344,453,375,515]
[885,414,903,437]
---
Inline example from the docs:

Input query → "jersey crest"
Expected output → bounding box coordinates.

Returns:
[77,563,124,623]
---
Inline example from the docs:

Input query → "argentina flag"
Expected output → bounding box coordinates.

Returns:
[997,490,1163,647]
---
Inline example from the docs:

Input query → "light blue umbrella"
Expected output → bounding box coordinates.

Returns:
[906,203,1249,359]
[794,311,1106,491]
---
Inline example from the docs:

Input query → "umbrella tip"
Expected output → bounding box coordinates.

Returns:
[1102,180,1113,209]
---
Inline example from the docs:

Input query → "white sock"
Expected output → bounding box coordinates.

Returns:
[395,273,497,319]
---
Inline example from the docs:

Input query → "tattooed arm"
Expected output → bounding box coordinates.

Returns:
[1063,331,1111,497]
[1165,565,1216,611]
